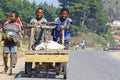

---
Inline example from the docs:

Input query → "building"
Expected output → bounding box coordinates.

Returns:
[110,20,120,42]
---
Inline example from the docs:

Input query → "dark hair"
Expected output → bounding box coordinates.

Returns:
[36,7,44,13]
[60,8,69,14]
[11,10,19,18]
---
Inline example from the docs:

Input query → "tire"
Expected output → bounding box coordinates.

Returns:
[64,72,67,79]
[25,62,32,77]
[25,62,27,74]
[63,63,67,79]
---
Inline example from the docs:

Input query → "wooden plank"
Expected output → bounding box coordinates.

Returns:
[25,50,69,55]
[25,55,68,62]
[62,29,64,46]
[28,27,34,50]
[27,24,55,29]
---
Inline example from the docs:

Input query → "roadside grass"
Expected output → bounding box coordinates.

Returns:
[118,53,120,57]
[112,52,120,59]
[0,43,3,61]
[17,48,26,58]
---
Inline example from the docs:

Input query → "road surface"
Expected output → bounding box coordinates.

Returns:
[0,50,120,80]
[68,50,120,80]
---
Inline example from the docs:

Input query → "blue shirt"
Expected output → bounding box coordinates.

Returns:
[55,17,72,40]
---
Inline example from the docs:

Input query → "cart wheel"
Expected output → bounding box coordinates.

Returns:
[64,74,66,79]
[63,63,67,79]
[25,62,27,74]
[63,67,67,79]
[25,62,32,77]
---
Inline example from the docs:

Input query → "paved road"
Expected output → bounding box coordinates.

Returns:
[68,50,120,80]
[0,50,120,80]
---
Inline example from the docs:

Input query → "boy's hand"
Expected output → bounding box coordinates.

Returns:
[28,23,35,27]
[30,22,35,25]
[48,22,57,26]
[65,21,71,30]
[60,25,65,30]
[3,36,7,41]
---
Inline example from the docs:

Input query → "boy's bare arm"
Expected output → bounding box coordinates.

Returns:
[27,22,36,28]
[0,28,2,32]
[66,21,71,29]
[47,22,57,26]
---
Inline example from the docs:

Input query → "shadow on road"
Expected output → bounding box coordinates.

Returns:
[14,71,64,80]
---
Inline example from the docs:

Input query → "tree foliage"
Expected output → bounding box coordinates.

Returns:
[0,0,109,35]
[0,0,58,24]
[58,0,109,34]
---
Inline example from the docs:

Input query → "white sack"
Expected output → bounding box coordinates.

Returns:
[35,40,64,50]
[46,41,64,50]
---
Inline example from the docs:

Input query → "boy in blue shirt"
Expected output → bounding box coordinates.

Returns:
[52,8,72,49]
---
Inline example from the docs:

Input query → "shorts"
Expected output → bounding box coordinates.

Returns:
[3,40,17,53]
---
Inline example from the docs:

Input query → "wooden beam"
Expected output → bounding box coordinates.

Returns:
[25,55,68,62]
[27,24,55,29]
[25,50,69,55]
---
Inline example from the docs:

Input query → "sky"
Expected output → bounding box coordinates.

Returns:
[28,0,60,8]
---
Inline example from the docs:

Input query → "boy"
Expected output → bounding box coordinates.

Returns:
[51,8,72,76]
[29,7,47,49]
[81,40,85,50]
[73,41,79,50]
[2,11,23,75]
[26,7,47,76]
[52,8,72,50]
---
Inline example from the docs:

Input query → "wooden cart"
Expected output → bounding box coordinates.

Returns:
[25,23,69,79]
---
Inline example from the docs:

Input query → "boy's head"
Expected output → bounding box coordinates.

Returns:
[36,8,44,20]
[60,8,69,20]
[9,10,19,23]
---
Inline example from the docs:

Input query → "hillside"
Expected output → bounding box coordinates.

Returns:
[103,0,120,21]
[70,32,115,49]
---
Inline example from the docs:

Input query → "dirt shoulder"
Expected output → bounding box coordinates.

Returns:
[111,52,120,59]
[0,44,26,80]
[0,57,25,80]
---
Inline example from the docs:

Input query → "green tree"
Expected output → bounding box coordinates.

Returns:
[58,0,109,34]
[0,8,5,23]
[86,18,98,33]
